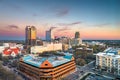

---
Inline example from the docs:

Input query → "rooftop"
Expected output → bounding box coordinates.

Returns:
[104,47,120,55]
[96,47,120,58]
[21,52,73,68]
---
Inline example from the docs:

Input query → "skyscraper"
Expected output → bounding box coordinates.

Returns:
[25,26,37,46]
[71,31,82,46]
[75,32,80,38]
[46,28,54,42]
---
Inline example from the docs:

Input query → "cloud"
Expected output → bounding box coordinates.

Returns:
[57,21,82,26]
[50,26,57,30]
[7,25,19,29]
[32,13,38,17]
[90,23,110,28]
[56,27,71,32]
[55,8,69,17]
[1,1,23,12]
[95,23,109,27]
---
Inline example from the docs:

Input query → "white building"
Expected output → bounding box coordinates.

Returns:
[0,46,4,53]
[31,42,62,53]
[71,38,82,46]
[96,47,120,75]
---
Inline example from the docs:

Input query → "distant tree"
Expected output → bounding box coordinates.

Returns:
[92,45,106,53]
[76,58,86,66]
[0,54,2,61]
[12,60,19,67]
[2,57,9,63]
[86,54,95,60]
[0,62,22,80]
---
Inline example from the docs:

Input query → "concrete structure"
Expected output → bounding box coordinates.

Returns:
[62,44,69,51]
[71,32,82,46]
[0,46,4,53]
[31,43,62,53]
[75,32,80,38]
[46,28,54,42]
[19,53,76,80]
[25,26,37,46]
[96,47,120,75]
[36,39,43,46]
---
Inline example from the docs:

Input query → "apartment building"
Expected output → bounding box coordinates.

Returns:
[96,47,120,75]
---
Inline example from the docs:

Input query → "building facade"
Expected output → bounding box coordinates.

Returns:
[19,54,76,80]
[71,32,82,46]
[25,26,37,46]
[96,48,120,75]
[75,32,80,38]
[46,29,54,42]
[31,43,62,53]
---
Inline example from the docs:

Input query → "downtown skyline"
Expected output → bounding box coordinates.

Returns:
[0,0,120,40]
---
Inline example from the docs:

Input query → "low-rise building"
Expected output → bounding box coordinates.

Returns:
[0,43,23,57]
[19,53,76,80]
[76,47,93,53]
[96,47,120,75]
[62,44,69,51]
[2,47,20,57]
[31,43,62,53]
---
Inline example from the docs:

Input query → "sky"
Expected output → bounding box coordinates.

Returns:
[0,0,120,40]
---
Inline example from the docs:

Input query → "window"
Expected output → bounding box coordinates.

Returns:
[45,64,48,66]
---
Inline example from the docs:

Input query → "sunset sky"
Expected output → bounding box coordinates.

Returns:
[0,0,120,40]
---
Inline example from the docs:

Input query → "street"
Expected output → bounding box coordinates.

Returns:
[64,61,95,80]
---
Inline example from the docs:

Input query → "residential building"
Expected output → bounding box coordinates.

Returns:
[0,43,23,56]
[2,47,20,57]
[96,47,120,75]
[19,53,76,80]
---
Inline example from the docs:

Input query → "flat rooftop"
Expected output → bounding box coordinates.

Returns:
[21,53,73,68]
[96,47,120,58]
[104,47,120,55]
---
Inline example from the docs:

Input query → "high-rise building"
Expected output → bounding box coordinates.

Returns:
[71,31,82,46]
[25,26,37,46]
[46,28,54,42]
[75,32,80,38]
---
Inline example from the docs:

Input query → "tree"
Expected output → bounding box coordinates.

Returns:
[0,62,22,80]
[2,57,9,63]
[0,54,2,61]
[76,58,86,66]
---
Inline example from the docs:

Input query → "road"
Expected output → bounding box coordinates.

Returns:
[64,61,95,80]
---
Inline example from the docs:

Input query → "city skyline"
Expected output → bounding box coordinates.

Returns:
[0,0,120,40]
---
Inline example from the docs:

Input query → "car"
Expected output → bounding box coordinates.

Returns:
[80,71,83,73]
[2,63,7,66]
[8,65,12,68]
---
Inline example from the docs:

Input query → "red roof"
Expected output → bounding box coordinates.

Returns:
[3,47,20,56]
